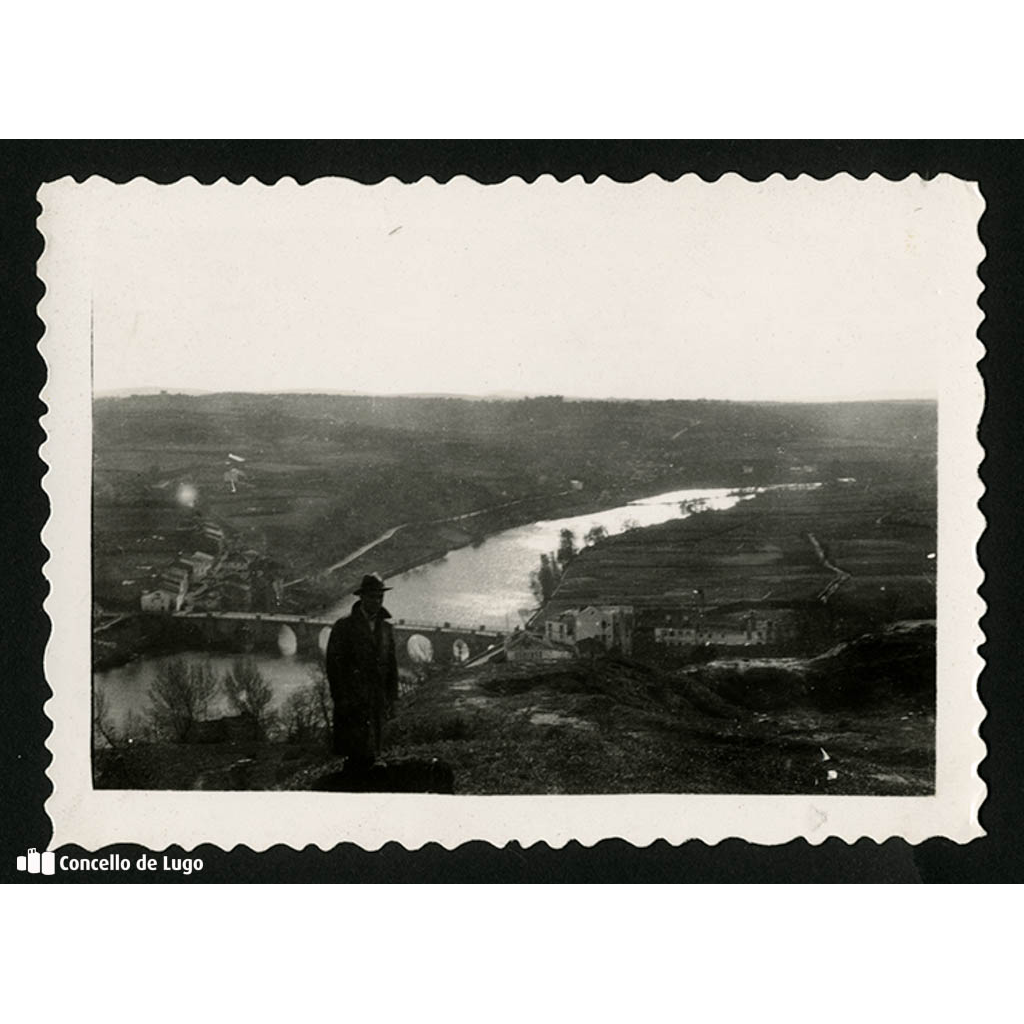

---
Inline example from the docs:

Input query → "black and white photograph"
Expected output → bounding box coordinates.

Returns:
[37,171,984,850]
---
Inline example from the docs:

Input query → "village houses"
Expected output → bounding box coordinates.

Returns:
[543,605,635,655]
[654,610,778,648]
[504,630,575,663]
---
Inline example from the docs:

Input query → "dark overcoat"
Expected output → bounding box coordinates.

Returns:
[325,601,399,761]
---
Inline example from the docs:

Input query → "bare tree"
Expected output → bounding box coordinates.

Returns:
[279,666,332,744]
[93,688,152,747]
[222,657,277,739]
[310,664,332,732]
[148,658,218,742]
[93,687,126,749]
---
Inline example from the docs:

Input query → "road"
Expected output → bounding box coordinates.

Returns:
[284,524,408,586]
[806,532,852,602]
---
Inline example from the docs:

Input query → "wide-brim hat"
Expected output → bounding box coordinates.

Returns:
[354,573,391,595]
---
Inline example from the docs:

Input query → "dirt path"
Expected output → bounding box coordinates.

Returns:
[283,524,409,586]
[807,531,851,601]
[323,524,409,573]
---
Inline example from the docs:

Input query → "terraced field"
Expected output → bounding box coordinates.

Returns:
[547,482,936,643]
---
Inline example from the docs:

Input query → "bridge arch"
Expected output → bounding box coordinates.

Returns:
[407,634,434,664]
[277,624,298,656]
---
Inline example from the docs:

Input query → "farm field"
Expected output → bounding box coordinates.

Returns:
[547,481,936,646]
[92,392,936,613]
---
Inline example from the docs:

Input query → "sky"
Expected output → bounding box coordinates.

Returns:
[67,174,982,401]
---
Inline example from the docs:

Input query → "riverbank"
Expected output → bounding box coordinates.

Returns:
[94,474,752,668]
[93,392,937,619]
[287,471,757,614]
[92,613,265,671]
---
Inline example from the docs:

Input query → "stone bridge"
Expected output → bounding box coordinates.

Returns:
[172,610,505,669]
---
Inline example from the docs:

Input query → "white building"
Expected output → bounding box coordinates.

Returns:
[157,566,190,611]
[544,605,634,654]
[654,612,775,648]
[141,588,178,613]
[182,551,216,581]
[505,632,575,663]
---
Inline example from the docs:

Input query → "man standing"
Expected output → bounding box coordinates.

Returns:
[325,573,399,769]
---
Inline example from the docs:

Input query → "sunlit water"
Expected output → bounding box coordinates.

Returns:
[328,485,755,630]
[95,484,796,729]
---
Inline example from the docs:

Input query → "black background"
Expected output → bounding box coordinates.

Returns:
[2,140,1019,883]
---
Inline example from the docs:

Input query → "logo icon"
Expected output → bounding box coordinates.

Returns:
[16,848,55,875]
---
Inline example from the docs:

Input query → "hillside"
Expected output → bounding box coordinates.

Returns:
[366,621,934,795]
[92,392,936,612]
[544,479,936,651]
[93,621,934,795]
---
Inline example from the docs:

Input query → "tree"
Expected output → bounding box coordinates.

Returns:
[222,658,277,739]
[584,524,608,547]
[279,666,333,744]
[529,552,560,604]
[529,568,543,604]
[93,687,140,749]
[556,528,577,568]
[148,658,219,742]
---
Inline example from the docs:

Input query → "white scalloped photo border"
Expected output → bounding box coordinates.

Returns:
[38,174,986,850]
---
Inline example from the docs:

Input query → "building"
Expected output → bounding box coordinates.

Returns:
[576,605,634,654]
[543,605,634,654]
[198,520,226,554]
[157,567,190,611]
[504,631,575,663]
[218,577,253,611]
[544,610,578,645]
[140,589,179,614]
[654,611,776,648]
[182,551,216,581]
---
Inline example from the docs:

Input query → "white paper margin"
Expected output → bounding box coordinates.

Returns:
[38,173,987,850]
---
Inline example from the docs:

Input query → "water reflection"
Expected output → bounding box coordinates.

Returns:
[96,651,320,732]
[95,484,810,728]
[329,485,755,629]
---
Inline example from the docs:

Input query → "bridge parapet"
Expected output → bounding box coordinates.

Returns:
[173,610,504,666]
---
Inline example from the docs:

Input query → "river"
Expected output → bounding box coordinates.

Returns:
[94,483,765,730]
[328,485,755,629]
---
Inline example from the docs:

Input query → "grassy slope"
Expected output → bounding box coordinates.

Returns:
[95,626,934,796]
[374,623,934,796]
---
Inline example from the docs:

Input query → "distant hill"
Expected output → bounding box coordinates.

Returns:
[91,390,937,613]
